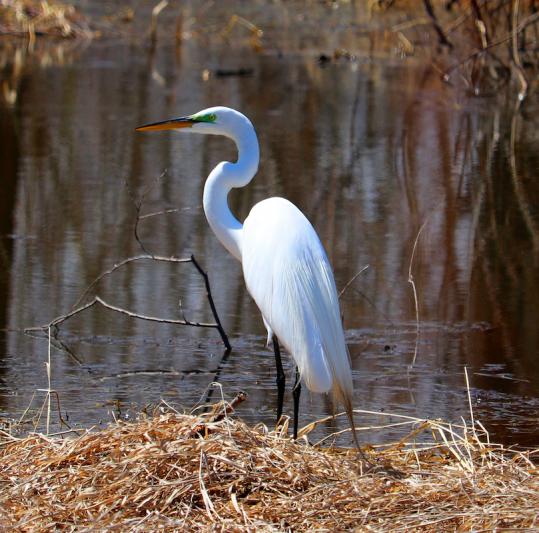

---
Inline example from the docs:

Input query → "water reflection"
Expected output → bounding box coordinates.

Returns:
[0,106,18,402]
[0,37,538,446]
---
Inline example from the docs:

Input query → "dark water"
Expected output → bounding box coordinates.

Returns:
[1,27,538,447]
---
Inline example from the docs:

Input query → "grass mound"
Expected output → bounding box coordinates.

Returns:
[1,400,537,530]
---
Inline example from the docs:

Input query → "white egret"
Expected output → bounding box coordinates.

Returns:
[136,106,359,446]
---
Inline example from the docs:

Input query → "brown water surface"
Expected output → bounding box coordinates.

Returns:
[1,28,538,446]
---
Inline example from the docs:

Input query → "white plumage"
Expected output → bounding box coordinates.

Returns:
[136,106,357,438]
[243,197,352,401]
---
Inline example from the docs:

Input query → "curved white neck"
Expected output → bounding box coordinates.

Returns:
[202,123,259,261]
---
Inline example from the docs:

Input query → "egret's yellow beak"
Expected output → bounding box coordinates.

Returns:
[135,117,194,132]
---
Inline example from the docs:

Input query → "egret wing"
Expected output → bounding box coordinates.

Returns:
[242,197,353,401]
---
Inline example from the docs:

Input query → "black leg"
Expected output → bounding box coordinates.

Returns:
[272,336,285,423]
[292,366,301,440]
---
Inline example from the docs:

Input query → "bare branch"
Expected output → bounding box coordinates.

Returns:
[25,298,98,333]
[442,11,539,81]
[72,254,191,309]
[28,258,232,353]
[28,295,221,333]
[94,295,219,328]
[25,170,232,386]
[190,255,231,351]
[423,0,453,49]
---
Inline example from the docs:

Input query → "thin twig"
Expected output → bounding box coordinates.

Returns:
[18,391,37,425]
[423,0,453,48]
[202,349,233,407]
[443,11,539,81]
[338,265,369,299]
[210,391,247,423]
[408,219,429,368]
[34,389,75,434]
[124,169,168,255]
[139,206,201,220]
[46,327,52,435]
[464,366,479,444]
[511,0,528,101]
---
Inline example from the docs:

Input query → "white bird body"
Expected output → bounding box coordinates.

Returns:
[137,106,356,433]
[243,197,351,399]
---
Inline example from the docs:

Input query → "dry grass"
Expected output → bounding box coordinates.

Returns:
[0,400,537,531]
[0,0,91,39]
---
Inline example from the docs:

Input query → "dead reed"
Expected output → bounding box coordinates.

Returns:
[0,0,91,39]
[0,401,537,531]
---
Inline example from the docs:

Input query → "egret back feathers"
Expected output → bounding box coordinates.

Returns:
[243,197,353,405]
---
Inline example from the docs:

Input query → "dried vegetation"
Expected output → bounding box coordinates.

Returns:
[384,0,539,99]
[0,0,93,105]
[1,401,537,531]
[0,0,91,38]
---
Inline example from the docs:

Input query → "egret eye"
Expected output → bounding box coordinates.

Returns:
[193,112,217,123]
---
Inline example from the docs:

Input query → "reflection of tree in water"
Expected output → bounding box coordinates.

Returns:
[469,107,539,386]
[0,108,17,312]
[0,39,90,106]
[0,107,18,407]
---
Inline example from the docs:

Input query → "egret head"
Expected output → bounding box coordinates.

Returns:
[135,106,252,140]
